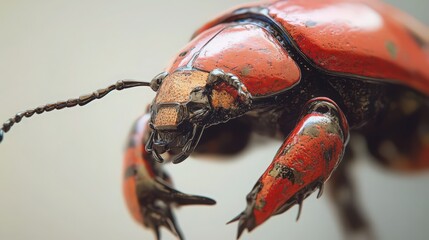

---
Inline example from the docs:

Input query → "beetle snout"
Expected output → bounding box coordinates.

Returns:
[146,121,204,164]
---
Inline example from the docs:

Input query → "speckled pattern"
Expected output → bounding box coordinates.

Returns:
[211,90,236,109]
[155,71,209,104]
[154,107,179,127]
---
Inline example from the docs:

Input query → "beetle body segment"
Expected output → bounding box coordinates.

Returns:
[268,0,429,94]
[1,0,428,239]
[123,114,153,224]
[120,1,429,239]
[154,71,209,128]
[168,22,301,97]
[229,97,349,235]
[123,113,216,240]
[195,0,429,95]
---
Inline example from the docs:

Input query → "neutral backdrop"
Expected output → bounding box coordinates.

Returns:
[0,1,428,240]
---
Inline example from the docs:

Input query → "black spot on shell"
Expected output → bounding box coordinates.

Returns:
[323,147,333,164]
[269,163,303,184]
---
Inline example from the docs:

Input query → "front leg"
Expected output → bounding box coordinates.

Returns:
[230,97,349,238]
[123,112,215,240]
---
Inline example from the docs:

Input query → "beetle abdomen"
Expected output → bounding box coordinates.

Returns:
[268,0,429,95]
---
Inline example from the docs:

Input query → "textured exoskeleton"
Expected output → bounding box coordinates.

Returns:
[1,0,428,240]
[120,1,429,239]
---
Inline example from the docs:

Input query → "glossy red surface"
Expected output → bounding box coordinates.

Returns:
[167,23,301,97]
[123,149,144,223]
[122,115,154,225]
[167,24,227,71]
[191,1,269,39]
[269,0,429,94]
[253,109,346,226]
[193,0,429,95]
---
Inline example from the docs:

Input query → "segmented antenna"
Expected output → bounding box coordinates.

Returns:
[0,80,152,143]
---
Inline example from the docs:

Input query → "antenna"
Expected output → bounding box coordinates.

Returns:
[0,79,153,143]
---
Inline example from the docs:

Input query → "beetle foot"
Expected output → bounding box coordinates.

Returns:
[227,182,262,239]
[152,178,216,206]
[227,208,256,239]
[142,179,216,240]
[143,203,183,240]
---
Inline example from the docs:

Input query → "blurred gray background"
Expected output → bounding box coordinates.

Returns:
[0,0,428,240]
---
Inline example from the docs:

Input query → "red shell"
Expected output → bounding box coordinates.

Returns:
[167,23,301,97]
[192,0,429,96]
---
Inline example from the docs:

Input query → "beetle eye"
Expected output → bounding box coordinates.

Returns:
[187,101,210,122]
[188,102,205,111]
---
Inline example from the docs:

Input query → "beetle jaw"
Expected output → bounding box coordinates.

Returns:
[146,123,205,164]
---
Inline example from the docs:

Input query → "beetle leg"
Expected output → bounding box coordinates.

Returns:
[328,147,375,240]
[123,112,215,240]
[365,92,429,171]
[229,97,349,238]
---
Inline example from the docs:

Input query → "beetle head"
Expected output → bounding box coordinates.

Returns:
[146,70,213,163]
[146,69,252,164]
[146,69,251,163]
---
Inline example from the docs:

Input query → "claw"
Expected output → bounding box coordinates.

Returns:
[236,218,246,240]
[161,208,184,240]
[144,204,184,240]
[229,211,256,239]
[151,149,165,163]
[154,179,216,206]
[226,213,242,225]
[153,226,160,240]
[172,191,216,206]
[138,179,215,240]
[226,181,262,238]
[227,207,256,239]
[317,182,324,199]
[296,195,303,221]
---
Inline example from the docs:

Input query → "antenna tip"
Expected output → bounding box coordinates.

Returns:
[0,130,4,143]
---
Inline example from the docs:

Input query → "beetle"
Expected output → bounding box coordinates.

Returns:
[1,0,429,239]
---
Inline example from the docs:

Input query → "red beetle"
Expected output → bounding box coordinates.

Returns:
[1,0,428,239]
